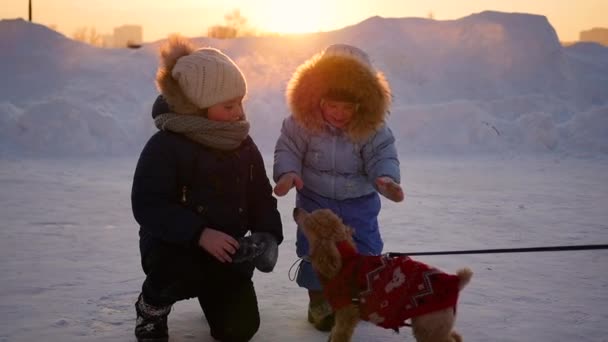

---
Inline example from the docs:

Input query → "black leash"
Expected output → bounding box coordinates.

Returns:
[393,243,608,330]
[388,243,608,257]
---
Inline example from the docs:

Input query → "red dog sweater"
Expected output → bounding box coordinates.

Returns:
[321,241,461,331]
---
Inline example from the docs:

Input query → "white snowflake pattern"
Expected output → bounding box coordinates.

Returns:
[384,267,406,293]
[368,312,385,324]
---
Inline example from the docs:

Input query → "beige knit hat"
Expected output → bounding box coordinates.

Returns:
[172,48,247,109]
[156,35,247,114]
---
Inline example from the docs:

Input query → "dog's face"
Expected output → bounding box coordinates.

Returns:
[293,208,355,279]
[293,208,352,244]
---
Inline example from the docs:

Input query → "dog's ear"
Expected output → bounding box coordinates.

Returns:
[346,226,355,239]
[346,227,357,250]
[293,207,309,226]
[311,240,343,279]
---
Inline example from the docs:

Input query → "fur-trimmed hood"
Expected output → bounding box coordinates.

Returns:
[286,44,392,141]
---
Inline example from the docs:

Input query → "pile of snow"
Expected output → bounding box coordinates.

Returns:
[0,11,607,157]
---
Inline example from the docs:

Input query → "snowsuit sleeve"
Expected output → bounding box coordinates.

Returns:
[361,125,401,187]
[131,132,206,245]
[247,140,284,244]
[273,116,308,182]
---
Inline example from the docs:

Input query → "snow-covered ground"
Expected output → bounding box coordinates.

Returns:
[0,156,607,341]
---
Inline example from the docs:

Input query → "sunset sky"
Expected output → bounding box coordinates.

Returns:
[2,0,606,42]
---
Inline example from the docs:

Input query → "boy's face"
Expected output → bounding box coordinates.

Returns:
[320,98,357,129]
[207,96,245,122]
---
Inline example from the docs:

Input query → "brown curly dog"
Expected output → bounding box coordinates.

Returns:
[293,208,472,342]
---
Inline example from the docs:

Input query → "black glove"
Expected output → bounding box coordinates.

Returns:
[232,232,278,273]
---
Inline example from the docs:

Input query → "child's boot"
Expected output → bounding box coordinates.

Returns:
[307,290,334,332]
[134,294,172,342]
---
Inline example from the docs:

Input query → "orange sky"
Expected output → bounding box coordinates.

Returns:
[2,0,606,42]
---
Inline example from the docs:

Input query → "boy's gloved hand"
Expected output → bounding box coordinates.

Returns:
[273,172,304,196]
[232,232,279,273]
[375,176,405,202]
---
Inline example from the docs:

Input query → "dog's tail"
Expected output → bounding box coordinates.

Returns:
[456,267,473,291]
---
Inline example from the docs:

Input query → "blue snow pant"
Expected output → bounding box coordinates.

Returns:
[295,187,383,291]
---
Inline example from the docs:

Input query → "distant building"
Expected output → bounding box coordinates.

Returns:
[113,25,143,48]
[579,28,608,46]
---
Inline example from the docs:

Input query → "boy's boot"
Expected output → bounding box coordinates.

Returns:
[307,291,334,332]
[135,294,172,342]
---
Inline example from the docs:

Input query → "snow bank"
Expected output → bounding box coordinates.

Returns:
[0,13,606,157]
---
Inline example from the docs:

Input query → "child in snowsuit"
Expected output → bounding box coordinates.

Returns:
[132,35,283,342]
[273,44,404,331]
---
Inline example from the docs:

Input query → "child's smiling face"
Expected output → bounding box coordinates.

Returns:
[320,98,358,129]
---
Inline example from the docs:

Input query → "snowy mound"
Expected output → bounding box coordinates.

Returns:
[0,13,607,157]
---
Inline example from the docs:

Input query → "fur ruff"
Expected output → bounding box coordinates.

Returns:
[286,52,392,141]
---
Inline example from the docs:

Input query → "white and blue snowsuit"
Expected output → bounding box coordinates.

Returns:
[273,44,400,290]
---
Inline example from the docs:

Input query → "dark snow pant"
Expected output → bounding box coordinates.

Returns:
[140,243,259,342]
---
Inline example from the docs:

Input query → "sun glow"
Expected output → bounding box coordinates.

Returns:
[1,0,605,42]
[257,0,334,34]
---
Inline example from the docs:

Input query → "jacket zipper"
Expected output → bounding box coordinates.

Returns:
[331,135,336,198]
[181,185,187,203]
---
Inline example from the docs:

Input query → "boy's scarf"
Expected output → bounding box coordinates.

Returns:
[154,113,250,150]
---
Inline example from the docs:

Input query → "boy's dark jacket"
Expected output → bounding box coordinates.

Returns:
[132,96,283,270]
